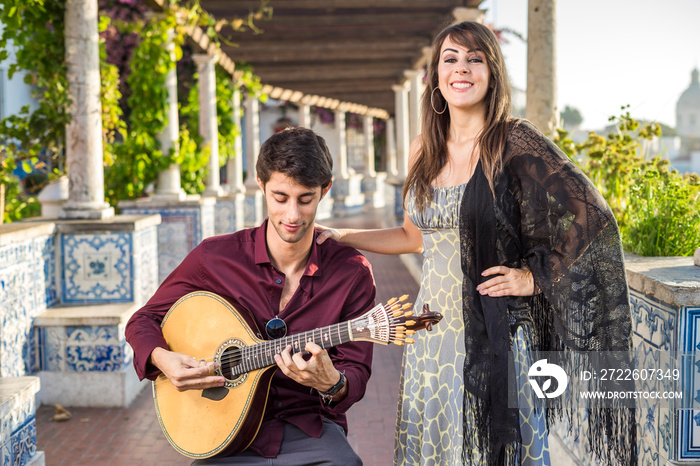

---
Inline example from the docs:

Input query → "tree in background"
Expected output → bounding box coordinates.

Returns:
[560,105,583,130]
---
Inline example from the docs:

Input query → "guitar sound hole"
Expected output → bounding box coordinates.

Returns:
[220,346,242,380]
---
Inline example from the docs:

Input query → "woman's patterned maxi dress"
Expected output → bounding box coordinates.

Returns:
[395,184,467,465]
[394,180,550,466]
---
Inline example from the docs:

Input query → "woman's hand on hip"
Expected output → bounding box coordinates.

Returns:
[477,266,536,297]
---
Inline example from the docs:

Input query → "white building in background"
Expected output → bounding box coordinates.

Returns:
[673,68,700,174]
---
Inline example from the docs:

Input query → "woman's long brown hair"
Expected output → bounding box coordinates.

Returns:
[402,21,513,212]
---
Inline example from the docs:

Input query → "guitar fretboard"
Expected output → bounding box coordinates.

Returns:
[230,322,353,376]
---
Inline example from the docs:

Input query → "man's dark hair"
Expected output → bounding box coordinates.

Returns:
[256,127,333,189]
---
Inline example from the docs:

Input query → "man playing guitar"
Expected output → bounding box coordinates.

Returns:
[126,127,376,465]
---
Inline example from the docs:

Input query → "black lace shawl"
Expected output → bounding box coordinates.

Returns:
[459,120,636,465]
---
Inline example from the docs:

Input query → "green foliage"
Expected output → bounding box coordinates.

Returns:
[177,126,208,194]
[104,2,269,204]
[0,0,270,220]
[105,13,180,205]
[216,67,238,162]
[0,0,69,221]
[560,105,583,128]
[99,15,126,166]
[554,107,699,257]
[625,160,700,256]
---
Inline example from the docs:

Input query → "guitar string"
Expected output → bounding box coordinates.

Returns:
[151,321,411,387]
[152,300,415,386]
[152,325,356,387]
[191,308,407,368]
[211,314,411,369]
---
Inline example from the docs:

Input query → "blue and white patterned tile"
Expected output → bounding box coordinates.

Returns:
[155,215,196,282]
[244,193,263,226]
[638,387,659,451]
[202,203,215,240]
[61,233,133,303]
[38,235,57,308]
[215,197,244,235]
[630,291,677,351]
[679,409,700,460]
[64,326,123,372]
[679,307,700,460]
[38,325,128,373]
[134,227,158,306]
[4,418,36,466]
[639,440,660,466]
[658,407,674,461]
[0,249,46,378]
[39,327,65,372]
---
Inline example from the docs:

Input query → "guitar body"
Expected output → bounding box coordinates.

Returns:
[154,291,275,459]
[151,290,442,459]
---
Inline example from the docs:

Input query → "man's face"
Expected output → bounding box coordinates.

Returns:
[257,172,330,245]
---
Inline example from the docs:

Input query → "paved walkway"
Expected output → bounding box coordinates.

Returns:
[35,208,420,466]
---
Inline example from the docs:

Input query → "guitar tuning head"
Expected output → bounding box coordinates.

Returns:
[386,297,398,306]
[401,303,412,310]
[398,294,409,302]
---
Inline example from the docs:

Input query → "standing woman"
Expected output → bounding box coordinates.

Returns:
[318,21,635,466]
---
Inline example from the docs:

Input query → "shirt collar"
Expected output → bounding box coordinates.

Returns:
[253,219,322,277]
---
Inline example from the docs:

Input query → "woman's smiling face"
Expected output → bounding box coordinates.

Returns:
[437,35,491,112]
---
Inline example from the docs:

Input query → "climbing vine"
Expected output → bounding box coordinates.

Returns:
[103,0,270,204]
[0,0,69,221]
[0,0,270,217]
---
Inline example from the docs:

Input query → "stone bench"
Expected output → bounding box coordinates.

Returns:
[33,302,148,408]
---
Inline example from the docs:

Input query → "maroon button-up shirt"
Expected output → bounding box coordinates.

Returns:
[125,220,376,458]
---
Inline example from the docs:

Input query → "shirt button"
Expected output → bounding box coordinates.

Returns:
[277,401,283,407]
[275,278,282,284]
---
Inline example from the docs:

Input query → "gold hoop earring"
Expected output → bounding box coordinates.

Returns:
[431,88,447,114]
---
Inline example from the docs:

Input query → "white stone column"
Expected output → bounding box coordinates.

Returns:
[362,116,376,178]
[452,7,486,24]
[392,83,410,178]
[404,69,424,143]
[334,109,349,180]
[331,109,364,216]
[298,103,311,128]
[61,0,114,219]
[525,0,558,135]
[243,94,263,226]
[194,54,223,197]
[385,118,398,177]
[226,86,245,195]
[216,84,245,235]
[244,95,262,191]
[153,27,186,200]
[361,115,386,209]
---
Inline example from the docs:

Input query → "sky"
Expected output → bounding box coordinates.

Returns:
[481,0,700,131]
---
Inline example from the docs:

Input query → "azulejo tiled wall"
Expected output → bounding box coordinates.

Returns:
[37,324,130,373]
[0,228,56,378]
[678,305,700,460]
[59,223,160,305]
[61,232,133,303]
[553,256,700,465]
[0,378,41,466]
[119,198,216,283]
[215,194,245,235]
[630,290,678,465]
